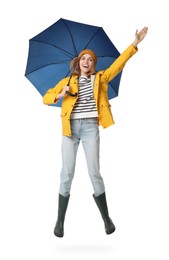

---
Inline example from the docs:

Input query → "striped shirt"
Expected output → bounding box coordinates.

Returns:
[70,76,98,119]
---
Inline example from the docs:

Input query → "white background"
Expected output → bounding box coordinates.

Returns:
[1,0,169,259]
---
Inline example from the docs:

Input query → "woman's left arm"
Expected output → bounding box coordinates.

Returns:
[101,27,148,83]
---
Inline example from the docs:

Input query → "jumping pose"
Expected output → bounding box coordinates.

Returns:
[43,27,148,237]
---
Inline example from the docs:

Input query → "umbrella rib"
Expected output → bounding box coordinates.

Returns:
[25,60,71,75]
[84,27,102,50]
[62,19,78,56]
[30,39,75,59]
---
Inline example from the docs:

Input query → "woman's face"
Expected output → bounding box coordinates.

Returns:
[79,54,94,76]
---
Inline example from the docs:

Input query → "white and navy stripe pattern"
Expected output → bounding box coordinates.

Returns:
[70,76,98,119]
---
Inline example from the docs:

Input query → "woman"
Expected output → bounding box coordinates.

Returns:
[43,27,148,237]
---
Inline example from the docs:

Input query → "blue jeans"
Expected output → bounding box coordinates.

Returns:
[59,118,105,197]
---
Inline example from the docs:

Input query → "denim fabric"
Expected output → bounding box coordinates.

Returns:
[59,118,105,197]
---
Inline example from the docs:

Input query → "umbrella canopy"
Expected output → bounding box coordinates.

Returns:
[25,18,122,107]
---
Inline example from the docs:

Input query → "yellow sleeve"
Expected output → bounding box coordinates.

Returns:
[43,78,69,105]
[101,45,138,83]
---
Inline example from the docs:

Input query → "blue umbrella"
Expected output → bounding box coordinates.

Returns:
[25,18,122,107]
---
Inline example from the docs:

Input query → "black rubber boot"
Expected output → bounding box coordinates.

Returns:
[93,192,115,235]
[54,194,70,237]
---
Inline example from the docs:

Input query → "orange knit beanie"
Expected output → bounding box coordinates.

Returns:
[78,49,97,65]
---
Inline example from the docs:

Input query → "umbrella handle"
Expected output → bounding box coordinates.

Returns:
[66,91,78,97]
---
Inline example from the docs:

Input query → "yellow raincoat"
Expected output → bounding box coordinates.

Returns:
[43,45,138,136]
